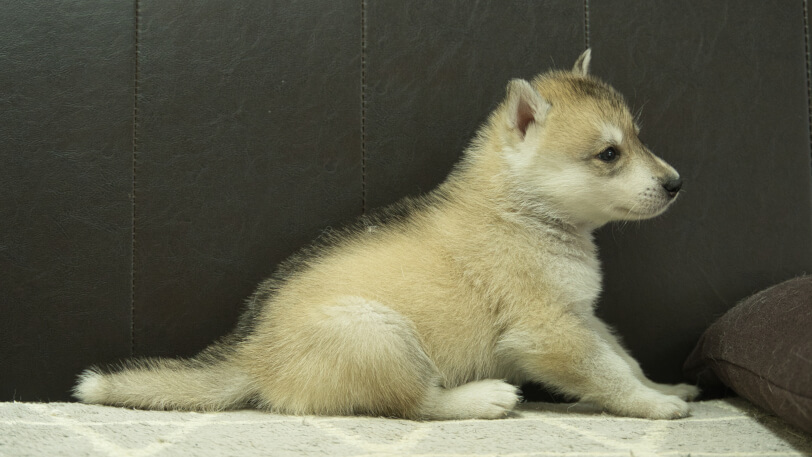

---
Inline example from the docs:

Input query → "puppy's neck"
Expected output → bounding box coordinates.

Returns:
[440,146,600,239]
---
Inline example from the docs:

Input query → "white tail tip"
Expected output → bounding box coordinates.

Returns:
[73,369,106,404]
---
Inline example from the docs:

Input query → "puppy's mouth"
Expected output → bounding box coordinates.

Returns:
[614,200,672,220]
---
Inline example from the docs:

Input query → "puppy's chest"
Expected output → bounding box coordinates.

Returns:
[512,236,603,311]
[548,250,602,309]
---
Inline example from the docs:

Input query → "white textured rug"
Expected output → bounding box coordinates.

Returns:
[1,398,810,457]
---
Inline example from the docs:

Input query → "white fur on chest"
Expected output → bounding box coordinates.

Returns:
[544,245,602,313]
[500,217,603,313]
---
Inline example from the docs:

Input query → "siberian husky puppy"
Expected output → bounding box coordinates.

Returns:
[76,49,698,420]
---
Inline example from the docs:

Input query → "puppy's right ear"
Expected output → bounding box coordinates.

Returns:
[572,48,592,76]
[505,79,550,139]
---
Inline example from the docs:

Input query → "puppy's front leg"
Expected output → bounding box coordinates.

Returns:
[583,315,700,401]
[499,312,689,419]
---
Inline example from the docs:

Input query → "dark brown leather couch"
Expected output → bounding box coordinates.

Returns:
[2,1,811,402]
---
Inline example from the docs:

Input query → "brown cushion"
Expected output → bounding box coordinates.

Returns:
[684,275,812,434]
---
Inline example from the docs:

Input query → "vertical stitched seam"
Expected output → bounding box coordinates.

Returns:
[583,0,591,49]
[360,0,367,215]
[131,0,141,357]
[804,0,812,173]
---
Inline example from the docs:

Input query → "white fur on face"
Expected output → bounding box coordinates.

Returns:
[507,130,613,227]
[600,123,623,146]
[607,159,676,220]
[505,124,678,228]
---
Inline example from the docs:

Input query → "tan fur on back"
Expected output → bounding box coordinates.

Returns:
[75,50,699,420]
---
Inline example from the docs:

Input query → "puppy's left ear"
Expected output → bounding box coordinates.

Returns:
[572,48,592,76]
[505,79,550,139]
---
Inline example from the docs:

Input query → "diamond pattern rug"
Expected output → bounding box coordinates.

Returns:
[1,398,810,457]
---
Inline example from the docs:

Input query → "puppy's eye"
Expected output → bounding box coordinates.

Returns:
[597,147,619,162]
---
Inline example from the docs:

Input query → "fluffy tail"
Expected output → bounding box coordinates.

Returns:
[74,341,255,411]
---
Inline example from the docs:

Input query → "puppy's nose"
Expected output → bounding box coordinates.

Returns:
[662,178,683,198]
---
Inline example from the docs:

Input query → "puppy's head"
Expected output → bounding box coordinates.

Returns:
[497,49,681,228]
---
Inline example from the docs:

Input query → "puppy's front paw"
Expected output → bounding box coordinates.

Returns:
[608,389,690,420]
[656,383,700,401]
[644,395,690,419]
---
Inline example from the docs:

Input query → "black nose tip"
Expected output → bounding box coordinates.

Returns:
[663,178,683,198]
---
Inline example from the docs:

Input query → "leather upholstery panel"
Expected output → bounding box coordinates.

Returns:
[363,0,585,209]
[0,2,135,401]
[133,0,362,357]
[1,0,811,402]
[590,1,812,382]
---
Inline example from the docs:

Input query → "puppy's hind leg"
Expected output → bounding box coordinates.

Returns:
[250,297,432,419]
[251,296,519,420]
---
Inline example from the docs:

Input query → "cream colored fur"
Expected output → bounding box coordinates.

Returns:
[75,49,699,420]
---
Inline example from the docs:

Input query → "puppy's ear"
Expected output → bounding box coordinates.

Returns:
[505,79,550,139]
[572,48,592,76]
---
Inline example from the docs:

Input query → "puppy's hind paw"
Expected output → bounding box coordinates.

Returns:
[464,379,522,419]
[421,379,521,420]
